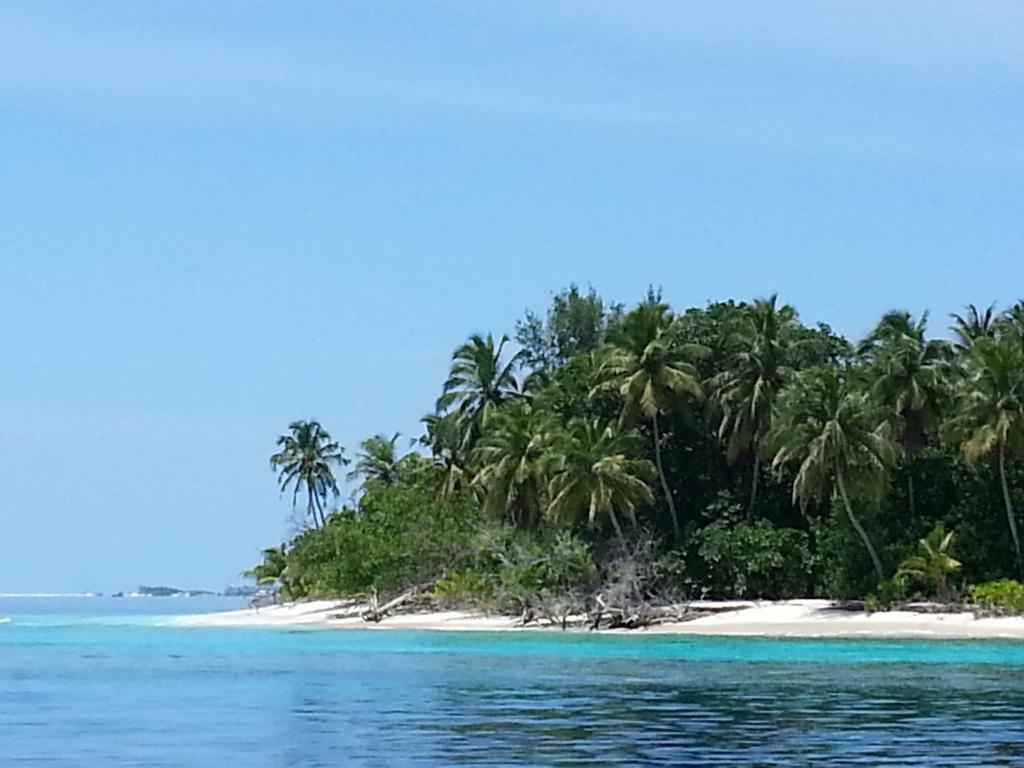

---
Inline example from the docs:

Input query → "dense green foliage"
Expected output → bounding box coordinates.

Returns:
[693,517,814,599]
[969,580,1024,613]
[435,531,599,623]
[256,289,1024,609]
[285,483,484,597]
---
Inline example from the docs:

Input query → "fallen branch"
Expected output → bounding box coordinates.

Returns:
[361,586,428,623]
[590,597,755,629]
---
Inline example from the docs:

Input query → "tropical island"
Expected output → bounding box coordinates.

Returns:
[203,288,1024,636]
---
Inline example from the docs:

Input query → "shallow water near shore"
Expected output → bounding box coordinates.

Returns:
[4,598,1024,766]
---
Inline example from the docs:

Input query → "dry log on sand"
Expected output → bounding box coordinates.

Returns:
[360,586,432,623]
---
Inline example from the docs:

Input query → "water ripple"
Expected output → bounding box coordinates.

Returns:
[3,624,1024,766]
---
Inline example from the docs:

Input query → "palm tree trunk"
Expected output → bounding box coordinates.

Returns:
[308,486,323,529]
[907,473,915,519]
[609,508,626,545]
[651,411,680,537]
[836,465,885,583]
[999,445,1024,580]
[747,454,761,520]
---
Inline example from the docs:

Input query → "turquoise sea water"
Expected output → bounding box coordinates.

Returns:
[4,598,1024,766]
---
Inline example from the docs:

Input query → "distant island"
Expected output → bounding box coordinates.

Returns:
[108,586,260,598]
[135,586,215,597]
[222,585,261,597]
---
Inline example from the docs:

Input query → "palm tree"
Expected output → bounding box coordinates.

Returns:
[348,433,403,489]
[711,294,797,518]
[243,545,302,600]
[951,303,997,351]
[771,367,897,583]
[472,404,555,527]
[997,300,1024,343]
[945,338,1024,579]
[421,412,472,499]
[896,524,961,600]
[546,419,656,543]
[595,302,705,536]
[858,311,952,517]
[437,333,525,449]
[244,545,288,586]
[270,420,347,528]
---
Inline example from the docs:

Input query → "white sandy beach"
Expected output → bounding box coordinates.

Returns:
[178,599,1024,639]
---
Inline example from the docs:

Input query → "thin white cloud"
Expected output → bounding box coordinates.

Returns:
[526,0,1024,80]
[0,4,1020,169]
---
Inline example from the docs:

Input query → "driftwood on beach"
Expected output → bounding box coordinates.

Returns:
[360,586,436,623]
[315,582,1024,632]
[345,583,790,631]
[588,596,754,630]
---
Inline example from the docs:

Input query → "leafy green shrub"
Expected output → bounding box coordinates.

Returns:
[865,578,906,613]
[431,529,598,619]
[814,504,884,599]
[695,519,813,599]
[284,483,484,597]
[969,580,1024,614]
[651,549,689,596]
[432,569,496,606]
[494,531,599,615]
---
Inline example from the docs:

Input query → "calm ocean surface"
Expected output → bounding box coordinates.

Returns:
[3,597,1024,766]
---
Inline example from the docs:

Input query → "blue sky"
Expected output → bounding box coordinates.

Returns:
[1,2,1022,593]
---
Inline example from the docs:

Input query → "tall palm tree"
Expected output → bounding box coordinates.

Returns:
[595,302,705,536]
[546,418,656,543]
[421,412,471,499]
[270,420,347,528]
[711,294,797,518]
[437,333,525,449]
[771,367,897,583]
[951,303,997,351]
[472,403,555,527]
[348,433,403,489]
[858,311,952,517]
[945,338,1024,579]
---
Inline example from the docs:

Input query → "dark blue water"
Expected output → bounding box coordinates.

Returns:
[3,598,1024,766]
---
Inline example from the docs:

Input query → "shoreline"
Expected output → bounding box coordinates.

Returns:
[177,599,1024,640]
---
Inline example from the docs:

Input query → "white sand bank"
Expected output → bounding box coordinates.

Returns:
[645,599,1024,639]
[179,598,1024,639]
[177,600,523,631]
